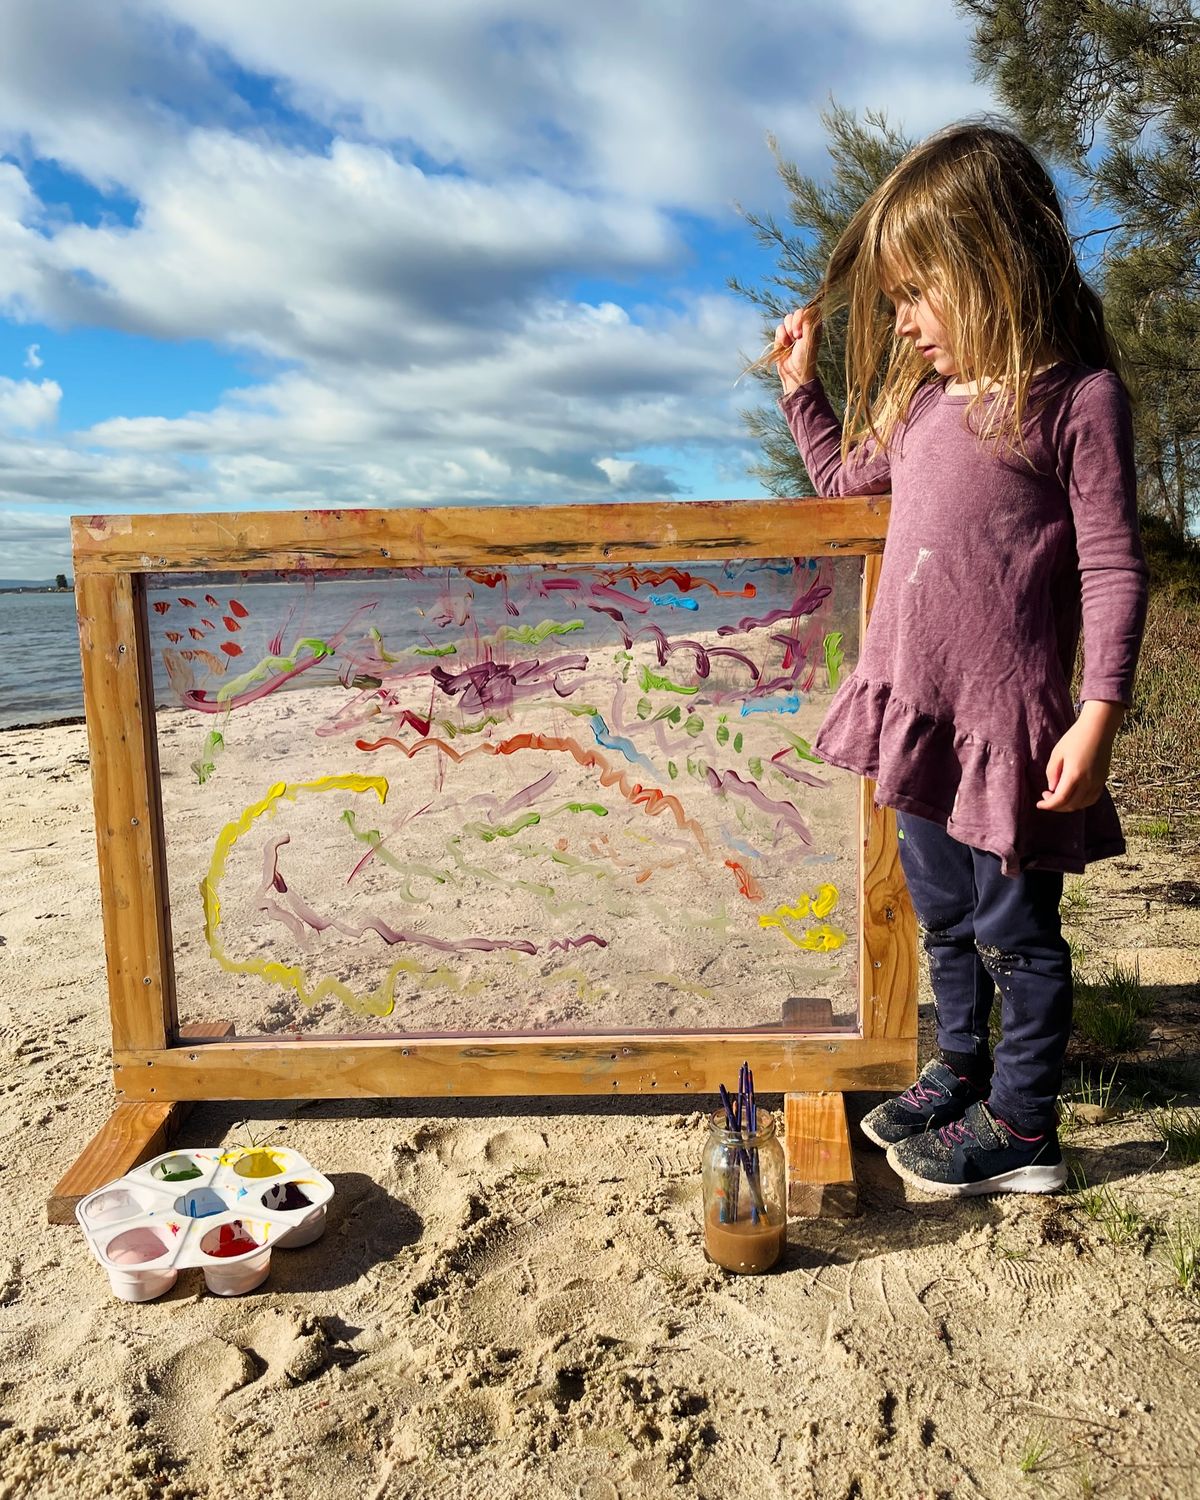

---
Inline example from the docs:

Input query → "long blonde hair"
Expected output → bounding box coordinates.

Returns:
[761,119,1130,470]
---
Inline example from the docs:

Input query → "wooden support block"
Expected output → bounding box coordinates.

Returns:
[781,996,835,1031]
[785,1090,858,1218]
[48,1022,233,1224]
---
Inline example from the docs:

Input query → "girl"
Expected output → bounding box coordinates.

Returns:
[769,120,1148,1196]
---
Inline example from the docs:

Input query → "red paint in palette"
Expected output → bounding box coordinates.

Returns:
[208,1223,258,1258]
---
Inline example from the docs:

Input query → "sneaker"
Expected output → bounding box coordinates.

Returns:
[859,1059,984,1149]
[885,1100,1067,1197]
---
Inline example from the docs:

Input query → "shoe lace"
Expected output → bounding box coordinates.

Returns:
[899,1078,945,1109]
[937,1117,978,1148]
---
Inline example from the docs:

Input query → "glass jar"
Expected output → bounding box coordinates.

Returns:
[701,1108,787,1274]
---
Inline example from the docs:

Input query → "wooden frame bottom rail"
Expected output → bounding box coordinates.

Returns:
[113,1034,915,1101]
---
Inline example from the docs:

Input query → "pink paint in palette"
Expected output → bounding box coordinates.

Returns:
[75,1147,334,1301]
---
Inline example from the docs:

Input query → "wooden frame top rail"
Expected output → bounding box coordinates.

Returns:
[70,496,890,574]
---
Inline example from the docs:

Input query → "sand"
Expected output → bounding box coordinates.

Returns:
[3,714,1200,1499]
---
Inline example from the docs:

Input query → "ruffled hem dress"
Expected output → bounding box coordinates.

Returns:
[779,365,1149,878]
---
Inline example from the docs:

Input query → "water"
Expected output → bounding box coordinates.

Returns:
[0,591,85,729]
[0,560,859,732]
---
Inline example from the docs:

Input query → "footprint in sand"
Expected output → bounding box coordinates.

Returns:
[421,1124,549,1170]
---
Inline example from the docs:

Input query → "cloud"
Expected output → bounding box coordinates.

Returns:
[0,0,1001,576]
[0,377,60,429]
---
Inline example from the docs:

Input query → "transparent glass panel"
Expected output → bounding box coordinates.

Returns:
[146,557,863,1037]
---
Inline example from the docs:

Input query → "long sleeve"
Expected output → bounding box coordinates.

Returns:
[1058,371,1149,707]
[778,377,892,497]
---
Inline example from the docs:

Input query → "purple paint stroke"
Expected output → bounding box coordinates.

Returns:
[591,606,632,636]
[256,834,308,942]
[769,755,831,791]
[591,583,649,614]
[704,766,814,846]
[547,934,609,952]
[283,888,539,955]
[497,770,559,816]
[430,653,588,714]
[715,579,833,637]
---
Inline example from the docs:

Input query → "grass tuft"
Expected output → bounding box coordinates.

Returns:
[1070,1170,1148,1246]
[1072,958,1151,1053]
[1151,1104,1200,1165]
[1015,1426,1054,1476]
[1160,1217,1200,1295]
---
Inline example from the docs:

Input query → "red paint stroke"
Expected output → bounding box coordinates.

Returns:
[222,615,241,631]
[165,630,183,643]
[153,601,171,615]
[188,627,206,640]
[201,618,216,631]
[205,594,220,608]
[228,598,249,618]
[607,565,756,599]
[220,642,244,657]
[178,596,197,607]
[542,578,581,591]
[465,568,507,588]
[184,603,375,713]
[725,860,764,901]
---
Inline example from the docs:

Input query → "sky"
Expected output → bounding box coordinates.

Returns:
[0,0,1092,579]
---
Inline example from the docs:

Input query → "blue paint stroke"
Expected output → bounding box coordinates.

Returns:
[647,593,699,611]
[590,714,657,772]
[740,694,803,717]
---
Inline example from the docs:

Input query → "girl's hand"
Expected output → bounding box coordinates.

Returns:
[774,305,822,396]
[1036,709,1121,813]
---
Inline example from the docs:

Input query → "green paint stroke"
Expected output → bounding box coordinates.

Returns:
[413,643,458,657]
[191,729,225,785]
[497,619,585,645]
[823,631,844,690]
[340,810,448,885]
[218,637,332,702]
[368,625,404,663]
[638,665,698,696]
[777,730,824,764]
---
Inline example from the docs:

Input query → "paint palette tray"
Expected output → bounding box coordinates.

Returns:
[75,1146,334,1302]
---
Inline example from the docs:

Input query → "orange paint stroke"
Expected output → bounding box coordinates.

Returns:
[354,729,712,856]
[181,648,227,673]
[724,859,764,901]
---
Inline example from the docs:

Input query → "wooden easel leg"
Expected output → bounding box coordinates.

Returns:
[785,1090,859,1218]
[47,1022,234,1224]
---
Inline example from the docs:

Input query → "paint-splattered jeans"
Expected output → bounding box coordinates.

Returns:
[894,810,1073,1134]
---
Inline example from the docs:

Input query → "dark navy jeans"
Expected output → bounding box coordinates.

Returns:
[894,809,1073,1134]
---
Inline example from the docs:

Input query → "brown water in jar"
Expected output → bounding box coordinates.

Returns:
[704,1206,785,1274]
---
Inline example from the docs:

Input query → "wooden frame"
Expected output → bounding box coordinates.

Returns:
[58,500,917,1211]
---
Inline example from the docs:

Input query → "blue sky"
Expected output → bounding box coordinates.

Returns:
[0,0,1099,578]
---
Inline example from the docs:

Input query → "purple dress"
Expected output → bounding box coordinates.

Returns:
[780,363,1149,878]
